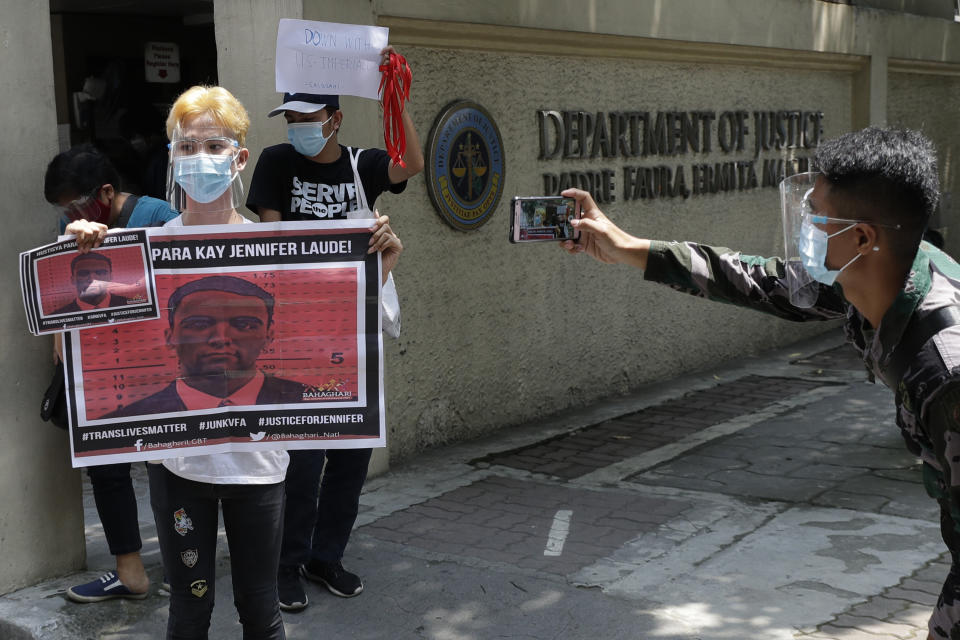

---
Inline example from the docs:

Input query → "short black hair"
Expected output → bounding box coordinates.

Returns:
[167,275,275,328]
[44,144,121,204]
[814,127,939,261]
[70,252,112,273]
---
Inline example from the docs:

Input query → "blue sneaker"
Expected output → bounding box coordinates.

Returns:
[66,571,149,603]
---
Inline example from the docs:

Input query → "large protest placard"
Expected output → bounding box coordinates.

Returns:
[63,221,384,468]
[20,229,158,335]
[275,19,388,98]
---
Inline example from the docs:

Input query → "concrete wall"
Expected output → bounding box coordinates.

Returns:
[216,0,960,465]
[213,0,302,194]
[0,0,85,593]
[888,71,960,253]
[854,0,955,20]
[378,41,850,459]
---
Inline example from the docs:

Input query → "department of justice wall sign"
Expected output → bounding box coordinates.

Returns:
[425,100,505,231]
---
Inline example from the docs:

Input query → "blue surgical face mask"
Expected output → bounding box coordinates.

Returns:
[797,218,862,285]
[287,117,333,157]
[174,153,235,204]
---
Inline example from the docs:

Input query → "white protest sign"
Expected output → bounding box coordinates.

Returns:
[275,19,388,99]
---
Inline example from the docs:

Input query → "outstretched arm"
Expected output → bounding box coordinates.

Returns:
[387,107,424,182]
[559,188,846,322]
[560,188,651,268]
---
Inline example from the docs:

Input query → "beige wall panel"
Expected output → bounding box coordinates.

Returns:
[375,0,960,62]
[214,0,303,214]
[378,43,852,460]
[888,71,960,255]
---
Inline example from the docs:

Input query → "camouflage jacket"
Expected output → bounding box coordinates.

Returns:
[644,239,960,471]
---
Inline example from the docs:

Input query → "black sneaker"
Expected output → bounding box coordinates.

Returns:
[302,560,363,597]
[277,564,308,612]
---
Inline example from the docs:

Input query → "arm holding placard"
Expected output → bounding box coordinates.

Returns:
[368,212,402,337]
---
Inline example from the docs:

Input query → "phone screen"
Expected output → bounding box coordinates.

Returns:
[510,196,579,243]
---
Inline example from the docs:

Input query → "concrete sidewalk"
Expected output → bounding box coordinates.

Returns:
[0,332,946,640]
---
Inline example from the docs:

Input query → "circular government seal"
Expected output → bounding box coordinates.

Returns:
[425,100,505,231]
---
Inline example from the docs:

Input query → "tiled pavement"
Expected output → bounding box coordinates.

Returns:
[797,556,946,640]
[473,375,832,480]
[361,475,692,576]
[0,332,948,639]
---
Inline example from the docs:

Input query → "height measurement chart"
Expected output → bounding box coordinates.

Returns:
[63,221,384,468]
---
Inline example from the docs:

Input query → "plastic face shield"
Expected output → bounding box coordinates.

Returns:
[780,171,822,308]
[166,123,244,213]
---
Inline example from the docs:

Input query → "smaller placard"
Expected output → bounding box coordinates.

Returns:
[20,229,159,335]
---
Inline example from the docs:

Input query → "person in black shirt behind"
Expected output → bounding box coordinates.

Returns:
[245,97,422,220]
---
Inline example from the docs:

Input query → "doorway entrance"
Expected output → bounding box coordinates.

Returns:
[49,0,217,199]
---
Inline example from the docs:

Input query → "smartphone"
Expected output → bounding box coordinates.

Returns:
[509,196,581,243]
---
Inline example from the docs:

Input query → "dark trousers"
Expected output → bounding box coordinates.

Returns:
[280,448,372,568]
[148,464,285,640]
[88,462,142,556]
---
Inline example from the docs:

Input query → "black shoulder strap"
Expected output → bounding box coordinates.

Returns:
[116,194,140,228]
[880,306,960,389]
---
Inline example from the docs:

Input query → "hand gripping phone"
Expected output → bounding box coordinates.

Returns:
[509,196,581,243]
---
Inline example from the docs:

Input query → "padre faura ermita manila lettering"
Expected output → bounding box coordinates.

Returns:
[537,108,825,204]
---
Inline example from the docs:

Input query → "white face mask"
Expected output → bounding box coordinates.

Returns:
[797,219,863,285]
[174,153,236,203]
[287,117,333,157]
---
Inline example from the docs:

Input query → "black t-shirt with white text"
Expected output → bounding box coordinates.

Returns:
[246,143,406,220]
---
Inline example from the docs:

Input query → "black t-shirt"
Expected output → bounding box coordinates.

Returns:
[246,143,406,220]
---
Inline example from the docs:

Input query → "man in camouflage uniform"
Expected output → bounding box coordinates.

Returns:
[562,127,960,639]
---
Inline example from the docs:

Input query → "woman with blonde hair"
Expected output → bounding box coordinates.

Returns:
[152,85,401,639]
[68,84,401,638]
[151,84,287,639]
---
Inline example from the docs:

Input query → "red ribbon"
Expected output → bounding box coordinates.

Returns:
[378,52,412,168]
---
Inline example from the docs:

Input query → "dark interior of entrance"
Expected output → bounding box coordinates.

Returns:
[49,0,216,199]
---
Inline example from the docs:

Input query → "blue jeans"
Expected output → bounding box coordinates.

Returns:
[148,464,285,640]
[88,462,142,556]
[280,448,372,568]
